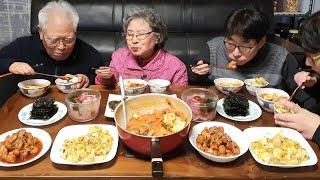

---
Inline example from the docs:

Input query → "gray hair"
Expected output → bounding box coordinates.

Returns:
[123,8,168,49]
[38,0,79,31]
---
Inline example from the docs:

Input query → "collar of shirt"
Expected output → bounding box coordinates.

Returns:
[126,49,165,71]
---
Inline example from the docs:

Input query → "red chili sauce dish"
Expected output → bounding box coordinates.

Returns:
[0,129,42,164]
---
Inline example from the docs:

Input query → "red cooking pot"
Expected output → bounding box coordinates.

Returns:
[114,93,192,177]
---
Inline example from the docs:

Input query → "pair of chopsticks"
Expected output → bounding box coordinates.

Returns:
[0,63,45,78]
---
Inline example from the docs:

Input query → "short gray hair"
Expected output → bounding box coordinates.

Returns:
[123,8,168,49]
[38,0,79,31]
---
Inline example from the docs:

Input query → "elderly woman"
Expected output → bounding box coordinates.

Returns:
[95,8,188,86]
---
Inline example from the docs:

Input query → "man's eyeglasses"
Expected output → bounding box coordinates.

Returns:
[45,35,76,47]
[310,54,320,63]
[223,40,255,54]
[125,31,153,41]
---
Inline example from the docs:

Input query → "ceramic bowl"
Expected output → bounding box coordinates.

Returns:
[148,79,171,93]
[18,79,51,98]
[256,88,289,113]
[214,78,244,94]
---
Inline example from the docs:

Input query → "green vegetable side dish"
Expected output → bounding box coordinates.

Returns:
[223,93,249,116]
[30,97,58,119]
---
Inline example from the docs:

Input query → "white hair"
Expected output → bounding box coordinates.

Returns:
[38,0,79,31]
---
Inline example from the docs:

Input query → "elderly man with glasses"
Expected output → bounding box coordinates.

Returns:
[95,8,188,86]
[191,8,298,89]
[0,0,104,88]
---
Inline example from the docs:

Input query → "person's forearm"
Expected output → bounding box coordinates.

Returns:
[312,125,320,148]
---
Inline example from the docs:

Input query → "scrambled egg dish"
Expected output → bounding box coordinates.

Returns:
[251,133,309,165]
[250,77,268,86]
[62,126,113,163]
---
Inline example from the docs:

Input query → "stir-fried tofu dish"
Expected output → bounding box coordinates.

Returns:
[127,108,188,136]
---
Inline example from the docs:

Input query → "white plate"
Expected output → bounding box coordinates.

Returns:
[189,121,249,163]
[243,127,318,168]
[104,94,177,118]
[18,101,67,126]
[0,128,52,167]
[50,124,118,166]
[216,98,262,122]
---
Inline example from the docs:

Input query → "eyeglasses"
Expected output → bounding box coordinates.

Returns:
[125,31,153,41]
[310,54,320,63]
[45,35,76,47]
[223,40,256,54]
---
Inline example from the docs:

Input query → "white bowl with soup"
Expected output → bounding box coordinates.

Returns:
[214,78,244,94]
[148,79,171,93]
[18,79,51,98]
[55,75,79,93]
[256,88,289,113]
[118,79,148,95]
[244,77,269,96]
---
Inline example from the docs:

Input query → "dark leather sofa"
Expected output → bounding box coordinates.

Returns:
[30,0,274,84]
[0,0,274,107]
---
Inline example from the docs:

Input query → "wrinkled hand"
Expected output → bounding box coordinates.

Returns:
[95,66,113,79]
[76,74,89,88]
[191,60,210,75]
[294,71,317,89]
[8,62,35,75]
[274,99,320,140]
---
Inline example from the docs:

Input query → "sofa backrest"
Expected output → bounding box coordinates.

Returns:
[30,0,273,84]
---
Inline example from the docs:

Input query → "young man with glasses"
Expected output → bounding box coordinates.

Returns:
[0,0,104,88]
[273,12,320,148]
[192,8,298,89]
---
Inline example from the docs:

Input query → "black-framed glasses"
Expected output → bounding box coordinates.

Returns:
[125,31,153,41]
[223,40,256,54]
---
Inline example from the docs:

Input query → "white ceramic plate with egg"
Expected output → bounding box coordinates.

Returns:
[243,127,318,168]
[18,101,67,126]
[216,99,262,122]
[50,124,119,166]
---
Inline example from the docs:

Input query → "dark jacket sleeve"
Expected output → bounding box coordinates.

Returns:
[0,39,22,73]
[312,125,320,148]
[187,44,212,86]
[282,53,320,114]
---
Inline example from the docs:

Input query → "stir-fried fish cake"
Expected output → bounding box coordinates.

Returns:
[196,126,240,157]
[62,126,113,163]
[0,129,42,163]
[251,133,309,165]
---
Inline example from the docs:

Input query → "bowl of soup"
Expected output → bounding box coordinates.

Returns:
[214,78,244,94]
[256,88,289,113]
[55,74,79,93]
[148,79,171,93]
[118,79,148,95]
[18,79,51,98]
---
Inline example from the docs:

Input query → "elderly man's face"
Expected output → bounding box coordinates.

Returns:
[125,18,159,60]
[39,12,76,61]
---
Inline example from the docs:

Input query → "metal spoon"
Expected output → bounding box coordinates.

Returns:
[119,76,128,128]
[289,84,302,101]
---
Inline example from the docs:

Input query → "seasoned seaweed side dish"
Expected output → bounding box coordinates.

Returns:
[30,97,58,119]
[223,93,249,116]
[108,100,121,111]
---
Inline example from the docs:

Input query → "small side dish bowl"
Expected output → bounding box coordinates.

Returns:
[214,78,244,94]
[65,88,101,122]
[148,79,171,93]
[55,75,78,93]
[181,88,218,122]
[18,79,51,98]
[118,79,148,95]
[189,121,249,163]
[244,77,269,96]
[256,88,289,113]
[273,102,296,114]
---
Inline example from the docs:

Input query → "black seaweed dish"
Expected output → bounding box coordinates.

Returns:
[30,97,58,119]
[223,93,249,116]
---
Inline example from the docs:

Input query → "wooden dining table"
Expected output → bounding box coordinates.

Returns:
[0,85,319,179]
